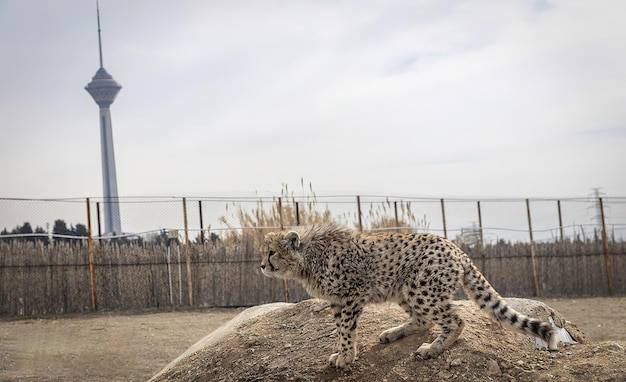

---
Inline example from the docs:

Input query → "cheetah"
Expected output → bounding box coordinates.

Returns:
[260,225,558,368]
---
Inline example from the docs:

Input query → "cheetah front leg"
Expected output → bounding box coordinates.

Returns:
[329,302,363,368]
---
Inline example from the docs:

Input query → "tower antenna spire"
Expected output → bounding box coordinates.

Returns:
[96,1,104,68]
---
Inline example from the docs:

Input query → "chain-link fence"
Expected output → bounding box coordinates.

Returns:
[1,195,625,316]
[1,195,625,243]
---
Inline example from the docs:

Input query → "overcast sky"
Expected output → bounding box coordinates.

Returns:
[1,0,625,200]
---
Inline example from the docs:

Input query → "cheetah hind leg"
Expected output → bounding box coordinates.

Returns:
[379,318,433,343]
[380,302,433,343]
[415,312,465,360]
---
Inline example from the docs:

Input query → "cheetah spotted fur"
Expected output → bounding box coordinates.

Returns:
[260,225,559,368]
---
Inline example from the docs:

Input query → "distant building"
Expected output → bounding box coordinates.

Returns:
[456,223,482,247]
[85,3,122,236]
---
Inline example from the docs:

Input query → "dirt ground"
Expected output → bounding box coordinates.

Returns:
[0,297,624,382]
[0,307,242,381]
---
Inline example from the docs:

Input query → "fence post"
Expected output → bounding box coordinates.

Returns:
[165,231,176,305]
[393,201,399,232]
[557,200,564,243]
[356,196,363,232]
[477,201,484,247]
[86,198,98,311]
[476,201,486,272]
[277,198,283,231]
[440,199,447,238]
[277,197,290,303]
[96,201,103,247]
[599,198,614,296]
[198,200,205,244]
[526,199,541,296]
[182,198,193,306]
[295,201,300,226]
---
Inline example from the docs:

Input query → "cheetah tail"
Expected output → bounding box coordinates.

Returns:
[461,258,559,351]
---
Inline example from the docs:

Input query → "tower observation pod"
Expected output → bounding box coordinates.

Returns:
[85,2,122,236]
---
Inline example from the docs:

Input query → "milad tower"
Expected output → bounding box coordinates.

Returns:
[85,3,122,236]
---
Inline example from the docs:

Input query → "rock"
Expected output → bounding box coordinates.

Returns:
[592,346,600,353]
[486,359,502,376]
[505,298,584,348]
[437,370,452,379]
[563,320,588,344]
[608,343,625,353]
[450,358,462,367]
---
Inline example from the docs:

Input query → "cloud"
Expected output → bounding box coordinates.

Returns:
[1,0,625,199]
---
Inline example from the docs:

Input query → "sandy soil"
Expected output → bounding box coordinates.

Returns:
[0,308,241,382]
[0,297,624,382]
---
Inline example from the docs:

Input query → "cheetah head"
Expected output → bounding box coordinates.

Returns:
[260,231,303,279]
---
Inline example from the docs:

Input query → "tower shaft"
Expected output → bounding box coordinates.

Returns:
[99,107,122,235]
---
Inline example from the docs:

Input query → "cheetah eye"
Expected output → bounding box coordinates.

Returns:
[268,250,275,258]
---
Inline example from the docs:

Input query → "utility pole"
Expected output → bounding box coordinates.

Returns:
[589,188,607,235]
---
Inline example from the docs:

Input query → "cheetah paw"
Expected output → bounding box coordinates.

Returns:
[415,342,443,360]
[328,352,355,368]
[379,326,405,343]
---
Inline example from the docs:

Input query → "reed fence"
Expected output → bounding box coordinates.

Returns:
[0,236,624,316]
[1,194,625,316]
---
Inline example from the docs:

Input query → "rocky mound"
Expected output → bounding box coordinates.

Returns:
[151,299,625,382]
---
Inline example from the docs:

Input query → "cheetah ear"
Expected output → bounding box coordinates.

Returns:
[283,231,300,250]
